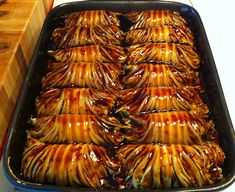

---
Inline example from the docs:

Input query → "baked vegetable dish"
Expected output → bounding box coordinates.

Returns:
[21,9,225,189]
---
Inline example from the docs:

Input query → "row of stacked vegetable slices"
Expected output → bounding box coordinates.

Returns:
[21,10,225,189]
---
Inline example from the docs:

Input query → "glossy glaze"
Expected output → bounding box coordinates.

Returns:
[19,8,226,190]
[125,10,189,30]
[52,25,124,48]
[116,143,225,188]
[126,26,193,45]
[35,88,116,116]
[122,64,200,88]
[124,110,214,144]
[48,45,126,63]
[117,87,207,114]
[126,43,200,70]
[65,10,120,27]
[30,114,127,145]
[42,62,122,90]
[21,136,119,188]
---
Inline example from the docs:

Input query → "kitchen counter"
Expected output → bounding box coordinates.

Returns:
[0,0,52,154]
[0,0,234,191]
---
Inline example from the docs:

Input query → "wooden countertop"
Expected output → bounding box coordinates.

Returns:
[0,0,52,155]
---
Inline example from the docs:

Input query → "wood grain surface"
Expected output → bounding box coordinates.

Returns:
[0,0,52,150]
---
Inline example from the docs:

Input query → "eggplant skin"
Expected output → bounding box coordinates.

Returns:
[42,62,122,91]
[123,109,214,145]
[52,25,124,48]
[35,88,117,116]
[117,86,208,115]
[48,45,126,64]
[65,10,121,27]
[29,114,128,145]
[21,135,119,188]
[126,43,200,70]
[126,26,193,46]
[122,64,200,88]
[115,143,225,189]
[125,10,189,30]
[21,8,226,191]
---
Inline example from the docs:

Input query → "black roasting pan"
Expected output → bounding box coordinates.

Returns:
[3,1,235,191]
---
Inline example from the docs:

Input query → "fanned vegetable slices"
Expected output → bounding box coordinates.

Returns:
[126,26,193,45]
[35,88,116,116]
[116,87,208,115]
[126,43,200,70]
[65,10,121,27]
[29,114,128,145]
[42,62,122,91]
[125,10,189,31]
[21,135,119,188]
[122,64,200,88]
[116,143,225,189]
[123,109,214,144]
[20,8,226,190]
[48,45,126,64]
[52,25,124,48]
